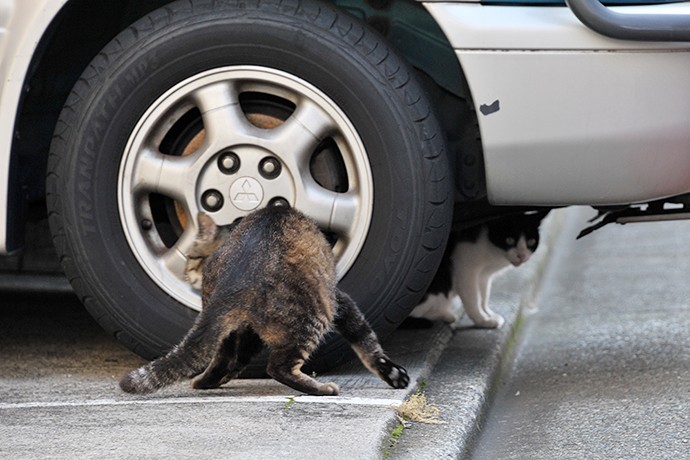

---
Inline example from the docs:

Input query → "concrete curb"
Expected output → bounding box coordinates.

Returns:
[388,208,570,459]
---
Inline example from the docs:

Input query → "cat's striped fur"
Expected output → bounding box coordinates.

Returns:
[120,206,409,395]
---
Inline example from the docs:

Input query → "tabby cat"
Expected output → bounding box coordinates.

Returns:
[120,206,409,396]
[410,211,548,328]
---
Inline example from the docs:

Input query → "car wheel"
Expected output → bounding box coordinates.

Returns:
[46,0,451,370]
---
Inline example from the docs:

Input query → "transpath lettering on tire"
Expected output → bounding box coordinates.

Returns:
[77,139,96,236]
[79,107,113,232]
[77,74,133,237]
[124,60,156,87]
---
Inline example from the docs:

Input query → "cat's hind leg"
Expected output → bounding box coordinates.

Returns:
[217,329,264,385]
[266,344,340,396]
[193,328,265,389]
[119,310,217,394]
[262,315,339,396]
[192,331,238,390]
[333,290,409,389]
[410,292,460,323]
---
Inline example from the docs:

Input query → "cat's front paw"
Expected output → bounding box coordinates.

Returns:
[474,313,505,329]
[184,259,203,290]
[376,357,410,389]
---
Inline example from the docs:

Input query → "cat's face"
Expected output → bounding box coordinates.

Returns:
[502,234,537,267]
[487,212,546,267]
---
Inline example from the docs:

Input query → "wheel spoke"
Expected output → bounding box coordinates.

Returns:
[156,155,198,202]
[129,146,164,193]
[270,99,336,168]
[131,148,197,203]
[161,224,198,277]
[329,192,359,236]
[193,82,256,148]
[302,182,358,236]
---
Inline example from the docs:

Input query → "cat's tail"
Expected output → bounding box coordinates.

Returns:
[333,289,410,390]
[119,322,212,394]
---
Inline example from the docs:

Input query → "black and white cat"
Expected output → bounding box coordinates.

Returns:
[410,211,548,328]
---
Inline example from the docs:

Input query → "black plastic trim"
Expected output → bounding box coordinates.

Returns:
[566,0,690,41]
[4,150,26,254]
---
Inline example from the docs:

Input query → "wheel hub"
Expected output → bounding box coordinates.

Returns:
[228,177,264,211]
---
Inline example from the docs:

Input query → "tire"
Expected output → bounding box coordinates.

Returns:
[46,0,452,371]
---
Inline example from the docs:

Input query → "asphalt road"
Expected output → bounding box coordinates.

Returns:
[0,288,450,459]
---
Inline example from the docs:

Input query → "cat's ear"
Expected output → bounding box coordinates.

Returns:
[196,212,219,242]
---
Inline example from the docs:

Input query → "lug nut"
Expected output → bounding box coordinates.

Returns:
[268,197,290,207]
[259,157,281,179]
[218,151,240,174]
[141,219,153,231]
[201,189,224,212]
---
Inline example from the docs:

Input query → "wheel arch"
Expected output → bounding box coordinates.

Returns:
[331,0,486,203]
[2,0,173,254]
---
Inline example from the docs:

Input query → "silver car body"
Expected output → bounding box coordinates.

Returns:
[428,2,690,206]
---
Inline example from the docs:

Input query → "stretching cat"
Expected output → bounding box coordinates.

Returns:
[120,206,409,396]
[410,211,548,328]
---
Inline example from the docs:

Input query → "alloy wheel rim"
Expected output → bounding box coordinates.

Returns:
[118,66,373,310]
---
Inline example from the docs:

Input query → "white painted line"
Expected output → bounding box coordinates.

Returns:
[0,395,402,410]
